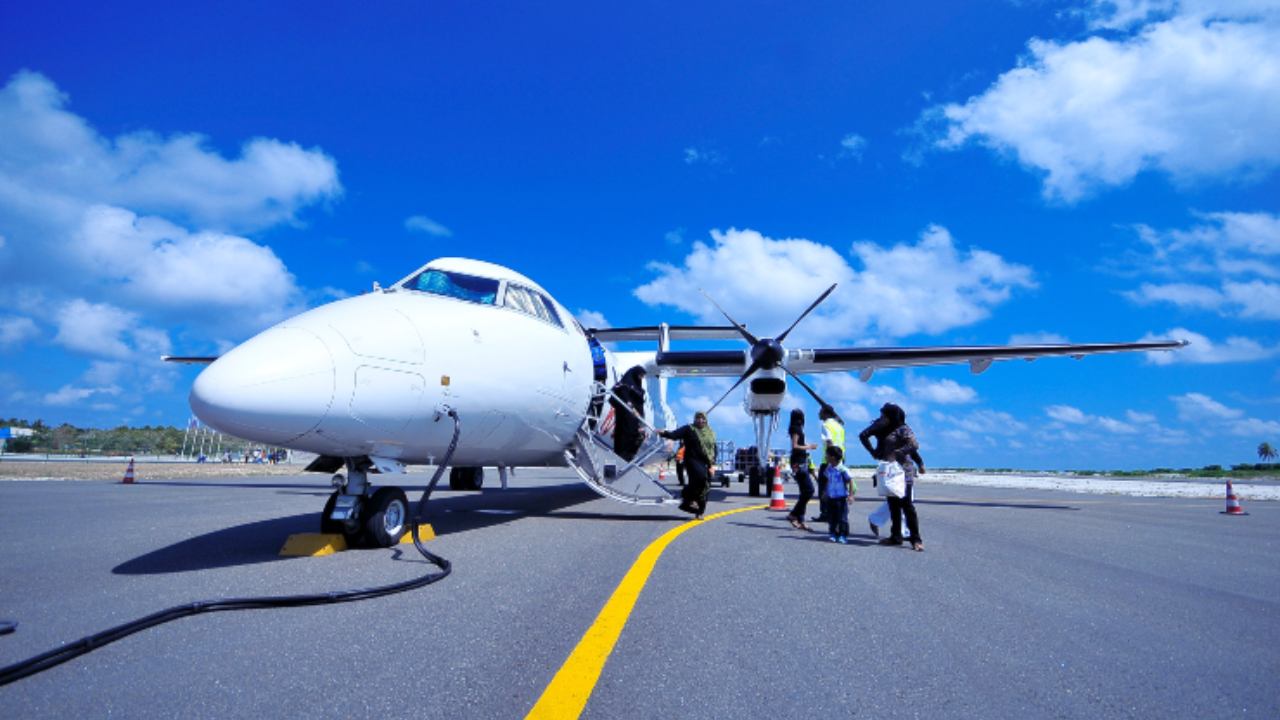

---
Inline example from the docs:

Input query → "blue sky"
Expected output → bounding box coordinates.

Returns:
[1,1,1277,470]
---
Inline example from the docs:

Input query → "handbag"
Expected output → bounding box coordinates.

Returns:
[875,460,906,498]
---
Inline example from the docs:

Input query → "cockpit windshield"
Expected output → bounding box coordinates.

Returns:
[403,269,499,305]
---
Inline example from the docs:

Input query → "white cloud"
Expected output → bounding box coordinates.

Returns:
[926,9,1280,201]
[576,309,610,329]
[1119,211,1280,318]
[53,300,138,359]
[1124,282,1225,310]
[634,226,1034,342]
[1046,404,1090,424]
[1170,391,1279,436]
[664,228,685,246]
[73,205,300,320]
[1223,280,1280,319]
[0,315,38,348]
[51,298,173,363]
[1009,331,1070,345]
[683,147,723,165]
[404,215,453,237]
[1172,392,1243,421]
[1140,328,1277,364]
[0,71,327,339]
[906,375,978,404]
[839,133,867,160]
[43,384,121,406]
[0,71,341,232]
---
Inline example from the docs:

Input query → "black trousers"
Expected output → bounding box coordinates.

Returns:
[675,460,686,485]
[681,460,710,515]
[788,465,813,520]
[886,490,921,542]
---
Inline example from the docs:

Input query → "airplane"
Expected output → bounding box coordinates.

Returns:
[165,256,1186,548]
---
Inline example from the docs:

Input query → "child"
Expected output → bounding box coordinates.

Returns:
[821,446,855,543]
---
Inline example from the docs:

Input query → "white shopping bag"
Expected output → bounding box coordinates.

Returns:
[875,460,906,498]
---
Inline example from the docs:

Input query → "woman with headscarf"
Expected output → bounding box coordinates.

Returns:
[785,408,818,530]
[861,403,926,551]
[610,366,647,461]
[659,411,716,518]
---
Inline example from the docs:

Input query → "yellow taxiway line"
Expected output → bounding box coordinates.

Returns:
[526,504,766,719]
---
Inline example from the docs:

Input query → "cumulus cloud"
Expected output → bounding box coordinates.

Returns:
[73,205,300,320]
[906,375,978,404]
[0,71,327,337]
[0,71,341,231]
[924,6,1280,200]
[1142,328,1279,364]
[576,309,610,329]
[634,226,1034,343]
[405,215,453,237]
[1118,211,1280,319]
[1170,391,1279,436]
[1172,392,1242,420]
[1046,403,1138,432]
[43,384,122,406]
[0,315,38,348]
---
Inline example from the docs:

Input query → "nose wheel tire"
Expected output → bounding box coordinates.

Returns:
[361,487,410,548]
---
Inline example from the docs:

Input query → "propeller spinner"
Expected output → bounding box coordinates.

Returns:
[702,284,840,414]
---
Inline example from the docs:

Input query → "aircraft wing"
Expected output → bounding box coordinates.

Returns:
[161,356,219,364]
[654,340,1187,378]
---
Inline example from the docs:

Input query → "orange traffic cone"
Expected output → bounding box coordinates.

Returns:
[769,464,787,511]
[1221,480,1248,515]
[121,457,136,485]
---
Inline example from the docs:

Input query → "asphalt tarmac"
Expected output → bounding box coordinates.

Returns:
[1,469,1276,718]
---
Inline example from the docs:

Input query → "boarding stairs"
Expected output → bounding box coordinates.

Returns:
[564,383,676,505]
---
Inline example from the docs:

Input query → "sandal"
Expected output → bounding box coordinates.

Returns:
[911,541,925,552]
[787,516,802,529]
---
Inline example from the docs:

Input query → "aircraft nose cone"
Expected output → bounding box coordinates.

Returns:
[190,326,336,444]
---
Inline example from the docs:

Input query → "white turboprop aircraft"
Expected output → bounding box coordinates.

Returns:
[165,257,1185,547]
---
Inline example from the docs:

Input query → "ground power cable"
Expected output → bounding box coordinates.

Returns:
[0,409,461,688]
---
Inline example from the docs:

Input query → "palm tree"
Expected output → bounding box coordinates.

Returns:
[1259,442,1277,463]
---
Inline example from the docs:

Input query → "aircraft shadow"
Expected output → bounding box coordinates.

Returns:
[112,482,670,576]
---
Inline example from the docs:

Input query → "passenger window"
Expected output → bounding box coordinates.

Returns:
[404,269,499,305]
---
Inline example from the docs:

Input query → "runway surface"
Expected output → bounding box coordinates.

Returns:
[1,468,1276,718]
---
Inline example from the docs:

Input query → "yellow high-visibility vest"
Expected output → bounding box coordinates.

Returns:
[822,418,846,453]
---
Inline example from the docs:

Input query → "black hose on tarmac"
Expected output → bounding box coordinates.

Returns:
[0,409,462,687]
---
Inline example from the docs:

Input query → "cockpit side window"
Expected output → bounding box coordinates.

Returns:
[504,284,564,329]
[403,269,499,305]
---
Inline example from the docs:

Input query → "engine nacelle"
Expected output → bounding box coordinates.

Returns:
[743,367,786,414]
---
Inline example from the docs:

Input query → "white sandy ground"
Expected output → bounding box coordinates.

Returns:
[0,460,1276,501]
[924,471,1280,501]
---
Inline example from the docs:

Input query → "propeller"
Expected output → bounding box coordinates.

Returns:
[702,284,840,414]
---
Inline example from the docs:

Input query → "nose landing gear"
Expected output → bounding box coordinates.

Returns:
[321,460,411,548]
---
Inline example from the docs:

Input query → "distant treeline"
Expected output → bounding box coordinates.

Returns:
[0,418,257,457]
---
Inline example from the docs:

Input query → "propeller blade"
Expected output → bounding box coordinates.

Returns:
[707,357,765,413]
[699,289,759,346]
[783,366,838,421]
[775,283,837,345]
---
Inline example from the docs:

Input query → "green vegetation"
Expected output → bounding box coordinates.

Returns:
[0,418,262,458]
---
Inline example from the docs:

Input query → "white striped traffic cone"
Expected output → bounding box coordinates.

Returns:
[768,464,787,510]
[1221,479,1248,515]
[121,457,135,485]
